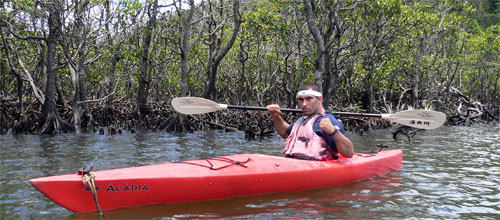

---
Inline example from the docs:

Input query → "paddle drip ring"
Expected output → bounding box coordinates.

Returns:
[80,168,103,216]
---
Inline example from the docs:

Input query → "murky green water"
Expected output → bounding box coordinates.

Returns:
[1,124,499,219]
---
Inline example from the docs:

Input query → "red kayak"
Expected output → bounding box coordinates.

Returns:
[30,149,402,213]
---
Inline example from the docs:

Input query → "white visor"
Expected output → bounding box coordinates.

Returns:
[296,90,322,98]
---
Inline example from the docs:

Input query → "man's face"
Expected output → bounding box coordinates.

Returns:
[298,95,321,115]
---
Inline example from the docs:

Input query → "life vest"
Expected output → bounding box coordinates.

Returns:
[283,113,338,160]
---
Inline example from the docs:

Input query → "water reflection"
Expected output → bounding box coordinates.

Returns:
[398,124,500,219]
[1,124,499,219]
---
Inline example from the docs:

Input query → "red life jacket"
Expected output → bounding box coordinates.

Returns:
[283,113,338,160]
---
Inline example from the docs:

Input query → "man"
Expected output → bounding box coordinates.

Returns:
[267,82,354,160]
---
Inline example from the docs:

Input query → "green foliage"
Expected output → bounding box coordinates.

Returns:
[469,0,500,27]
[1,0,498,114]
[462,24,500,102]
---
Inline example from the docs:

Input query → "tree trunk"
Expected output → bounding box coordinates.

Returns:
[494,68,500,108]
[3,32,45,105]
[323,50,332,106]
[105,0,118,107]
[78,52,90,128]
[137,0,158,115]
[303,0,347,108]
[69,64,81,134]
[364,51,376,113]
[15,74,24,119]
[202,0,241,101]
[55,72,65,105]
[180,52,189,97]
[238,42,249,104]
[178,0,200,97]
[412,38,424,108]
[39,1,73,134]
[1,30,25,119]
[303,0,325,88]
[202,2,219,100]
[204,64,217,100]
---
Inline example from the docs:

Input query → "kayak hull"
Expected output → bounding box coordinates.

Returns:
[30,150,402,213]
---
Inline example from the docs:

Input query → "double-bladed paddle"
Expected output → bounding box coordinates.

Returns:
[171,97,446,130]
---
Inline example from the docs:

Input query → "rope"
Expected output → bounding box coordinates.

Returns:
[81,171,103,216]
[175,157,251,170]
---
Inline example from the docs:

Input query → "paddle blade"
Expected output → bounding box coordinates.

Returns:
[171,97,228,114]
[383,110,446,130]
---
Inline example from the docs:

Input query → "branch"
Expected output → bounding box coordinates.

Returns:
[4,34,45,104]
[78,76,122,104]
[213,0,241,66]
[203,20,226,37]
[303,0,325,51]
[2,20,47,42]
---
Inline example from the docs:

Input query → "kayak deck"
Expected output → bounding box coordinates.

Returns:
[30,149,402,213]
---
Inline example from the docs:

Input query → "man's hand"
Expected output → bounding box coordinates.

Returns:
[266,104,282,118]
[319,118,335,134]
[266,104,289,139]
[320,118,354,158]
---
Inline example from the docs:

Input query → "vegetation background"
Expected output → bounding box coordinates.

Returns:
[1,0,499,135]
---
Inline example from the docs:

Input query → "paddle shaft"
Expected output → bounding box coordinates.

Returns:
[171,97,446,129]
[228,105,300,113]
[227,105,383,118]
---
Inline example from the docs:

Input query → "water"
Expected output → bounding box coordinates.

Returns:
[1,124,499,219]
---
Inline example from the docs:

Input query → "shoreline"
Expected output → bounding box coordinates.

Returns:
[1,99,499,137]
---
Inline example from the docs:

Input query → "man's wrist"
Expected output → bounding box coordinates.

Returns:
[329,125,340,135]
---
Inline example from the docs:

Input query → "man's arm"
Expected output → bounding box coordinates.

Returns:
[266,104,290,139]
[319,118,354,158]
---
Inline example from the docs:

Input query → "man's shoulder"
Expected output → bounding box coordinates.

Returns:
[319,113,337,120]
